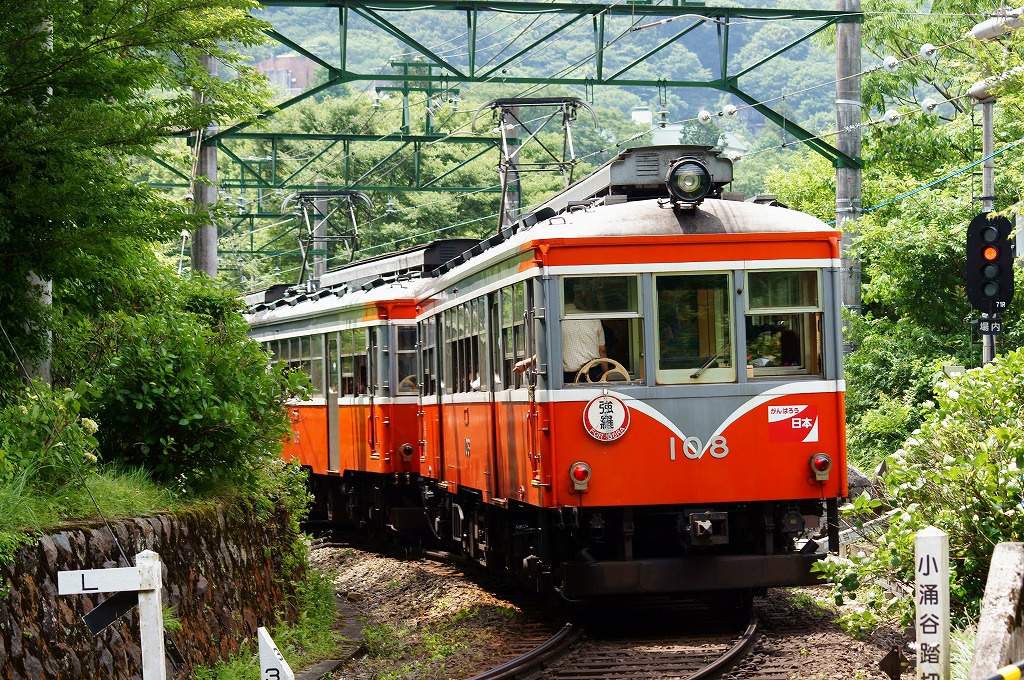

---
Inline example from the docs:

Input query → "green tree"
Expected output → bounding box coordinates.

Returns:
[0,0,272,391]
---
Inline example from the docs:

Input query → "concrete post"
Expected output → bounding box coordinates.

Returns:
[969,543,1024,680]
[835,0,863,352]
[191,54,219,277]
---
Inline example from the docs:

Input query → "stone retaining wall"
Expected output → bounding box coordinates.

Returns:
[0,499,303,679]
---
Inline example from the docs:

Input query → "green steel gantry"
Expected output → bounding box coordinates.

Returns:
[171,0,863,267]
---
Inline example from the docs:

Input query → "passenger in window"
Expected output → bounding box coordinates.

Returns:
[561,287,607,383]
[779,329,800,366]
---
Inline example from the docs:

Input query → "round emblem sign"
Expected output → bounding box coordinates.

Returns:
[583,395,630,441]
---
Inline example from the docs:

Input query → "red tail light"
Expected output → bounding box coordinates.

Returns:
[570,462,592,491]
[810,453,832,481]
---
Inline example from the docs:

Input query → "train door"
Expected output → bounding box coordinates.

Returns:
[369,326,383,465]
[441,307,461,489]
[326,332,340,473]
[394,324,420,473]
[524,280,544,500]
[451,297,492,494]
[492,281,535,503]
[418,317,443,480]
[352,327,372,471]
[485,294,501,501]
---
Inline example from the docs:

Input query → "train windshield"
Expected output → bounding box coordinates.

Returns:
[561,276,644,384]
[744,270,822,377]
[654,273,734,384]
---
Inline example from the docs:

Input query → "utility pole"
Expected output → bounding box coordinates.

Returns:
[835,0,863,352]
[968,84,999,364]
[191,54,219,277]
[313,178,328,285]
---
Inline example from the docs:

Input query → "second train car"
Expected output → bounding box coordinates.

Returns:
[246,144,848,598]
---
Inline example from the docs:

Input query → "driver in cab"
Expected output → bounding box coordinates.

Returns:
[512,285,608,383]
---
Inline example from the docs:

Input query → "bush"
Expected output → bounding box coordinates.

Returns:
[843,315,966,470]
[87,305,308,495]
[815,348,1024,629]
[0,382,181,564]
[0,381,99,492]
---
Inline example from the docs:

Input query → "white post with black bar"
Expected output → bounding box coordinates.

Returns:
[57,550,167,680]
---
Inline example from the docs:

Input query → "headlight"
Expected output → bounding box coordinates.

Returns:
[666,158,713,205]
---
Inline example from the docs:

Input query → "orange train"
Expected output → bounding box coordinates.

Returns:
[246,145,847,597]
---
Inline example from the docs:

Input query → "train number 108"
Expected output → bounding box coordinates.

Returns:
[672,435,729,460]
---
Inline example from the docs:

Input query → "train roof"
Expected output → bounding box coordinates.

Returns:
[519,195,832,238]
[246,144,836,318]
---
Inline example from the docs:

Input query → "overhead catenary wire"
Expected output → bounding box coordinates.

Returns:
[229,5,1011,281]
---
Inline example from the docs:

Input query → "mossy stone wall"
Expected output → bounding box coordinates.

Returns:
[0,500,302,679]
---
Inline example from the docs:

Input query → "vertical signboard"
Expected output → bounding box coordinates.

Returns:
[915,527,949,680]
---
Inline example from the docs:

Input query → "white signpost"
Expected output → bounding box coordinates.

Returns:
[58,550,167,680]
[258,627,295,680]
[915,527,950,680]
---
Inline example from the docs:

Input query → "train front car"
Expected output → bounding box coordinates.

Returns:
[502,146,846,597]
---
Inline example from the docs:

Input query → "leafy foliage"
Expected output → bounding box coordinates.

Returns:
[80,286,309,494]
[0,382,98,491]
[0,0,272,391]
[0,381,180,563]
[816,350,1024,629]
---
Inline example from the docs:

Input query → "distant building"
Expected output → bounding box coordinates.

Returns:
[254,54,316,95]
[631,106,653,126]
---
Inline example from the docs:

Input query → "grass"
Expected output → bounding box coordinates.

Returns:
[0,462,179,564]
[194,567,345,679]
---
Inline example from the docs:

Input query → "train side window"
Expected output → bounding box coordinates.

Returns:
[264,340,280,364]
[396,325,418,394]
[745,270,822,377]
[442,309,459,394]
[339,329,354,396]
[419,318,437,396]
[500,283,527,389]
[440,311,449,393]
[370,327,383,396]
[562,276,644,384]
[300,335,313,385]
[309,334,324,396]
[471,297,487,391]
[451,307,462,393]
[328,333,340,394]
[287,337,302,374]
[654,273,734,384]
[353,327,370,396]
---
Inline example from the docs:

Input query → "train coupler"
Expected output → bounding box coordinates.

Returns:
[682,511,729,546]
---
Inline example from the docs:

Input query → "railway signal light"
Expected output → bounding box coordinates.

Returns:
[966,213,1015,313]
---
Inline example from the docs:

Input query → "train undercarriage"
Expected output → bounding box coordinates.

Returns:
[307,469,840,598]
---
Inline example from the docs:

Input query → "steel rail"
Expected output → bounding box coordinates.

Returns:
[466,623,582,680]
[691,611,760,679]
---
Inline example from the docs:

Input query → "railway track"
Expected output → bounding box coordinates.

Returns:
[468,604,759,680]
